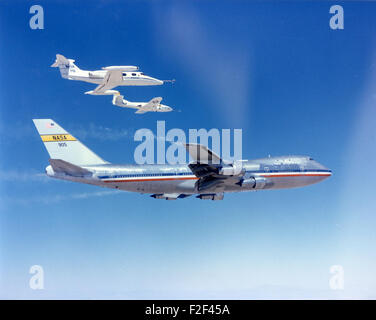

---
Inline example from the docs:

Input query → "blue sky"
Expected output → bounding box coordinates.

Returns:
[1,0,376,299]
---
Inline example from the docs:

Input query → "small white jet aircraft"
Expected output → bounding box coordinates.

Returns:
[112,94,173,114]
[51,54,170,95]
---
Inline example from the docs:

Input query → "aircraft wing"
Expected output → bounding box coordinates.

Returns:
[184,143,244,191]
[92,69,124,94]
[184,143,222,178]
[135,109,148,114]
[185,143,221,165]
[134,97,163,114]
[148,97,162,105]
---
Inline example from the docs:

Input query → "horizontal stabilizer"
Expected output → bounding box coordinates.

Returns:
[51,54,71,67]
[49,159,92,177]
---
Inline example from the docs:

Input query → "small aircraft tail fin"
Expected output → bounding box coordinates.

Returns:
[33,119,109,166]
[112,94,132,108]
[51,54,81,79]
[112,94,125,106]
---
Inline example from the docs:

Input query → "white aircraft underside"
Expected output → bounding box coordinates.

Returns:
[33,119,332,200]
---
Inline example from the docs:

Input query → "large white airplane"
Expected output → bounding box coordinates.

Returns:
[33,119,332,200]
[51,54,170,95]
[112,94,173,114]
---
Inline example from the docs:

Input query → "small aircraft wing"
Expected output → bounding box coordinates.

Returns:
[135,109,148,114]
[92,69,124,94]
[134,97,163,114]
[148,97,163,105]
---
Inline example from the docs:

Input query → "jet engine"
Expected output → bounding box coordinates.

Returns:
[197,193,224,200]
[218,162,245,176]
[151,194,177,200]
[238,177,267,189]
[88,71,105,78]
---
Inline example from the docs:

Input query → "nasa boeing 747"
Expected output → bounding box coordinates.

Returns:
[33,119,332,200]
[51,54,172,95]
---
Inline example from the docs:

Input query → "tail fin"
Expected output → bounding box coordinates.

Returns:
[112,94,127,107]
[51,54,81,79]
[32,119,109,166]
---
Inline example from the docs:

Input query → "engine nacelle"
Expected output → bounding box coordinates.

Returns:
[218,162,244,176]
[151,194,177,200]
[88,70,106,78]
[197,193,224,200]
[239,177,267,189]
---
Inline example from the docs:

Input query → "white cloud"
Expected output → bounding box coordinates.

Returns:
[0,121,132,144]
[3,189,123,206]
[152,3,253,126]
[69,122,131,141]
[0,170,49,182]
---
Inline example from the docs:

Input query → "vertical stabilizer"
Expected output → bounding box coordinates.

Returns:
[51,54,81,79]
[32,119,109,166]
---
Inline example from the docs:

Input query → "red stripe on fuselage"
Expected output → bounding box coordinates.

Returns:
[101,172,331,183]
[260,173,331,178]
[103,177,198,183]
